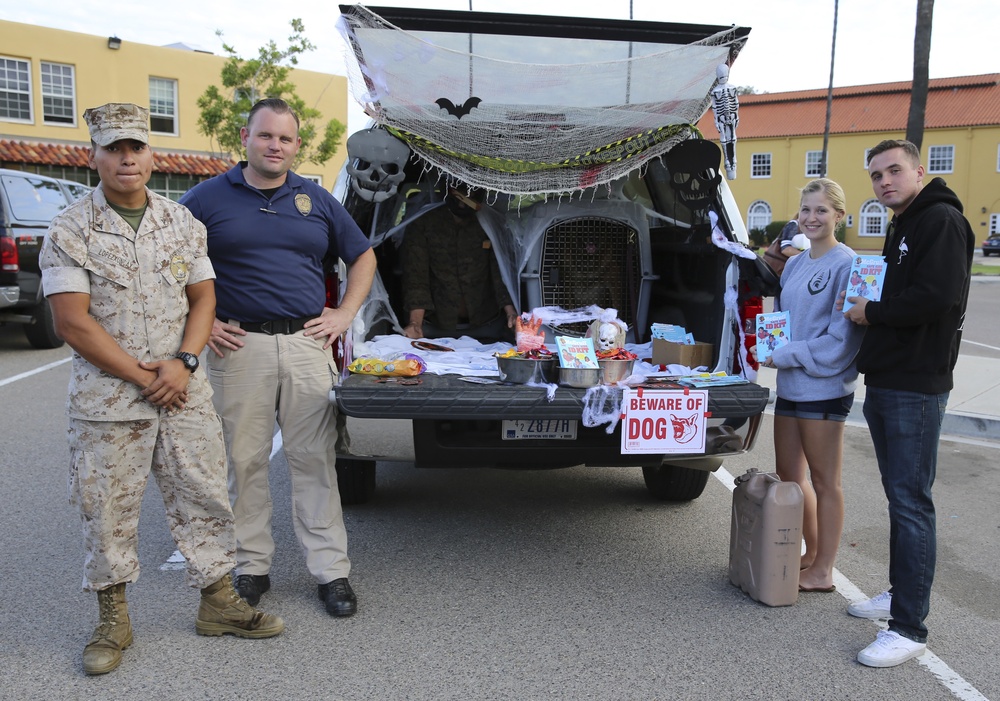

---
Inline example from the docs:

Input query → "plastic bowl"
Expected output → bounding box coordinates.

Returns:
[496,356,556,384]
[598,358,636,384]
[558,366,602,388]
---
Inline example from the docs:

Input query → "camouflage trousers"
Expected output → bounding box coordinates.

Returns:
[67,401,236,592]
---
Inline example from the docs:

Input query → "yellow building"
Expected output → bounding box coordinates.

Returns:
[0,20,352,197]
[698,74,1000,249]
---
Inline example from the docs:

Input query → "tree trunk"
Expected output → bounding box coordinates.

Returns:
[820,0,838,178]
[906,0,935,150]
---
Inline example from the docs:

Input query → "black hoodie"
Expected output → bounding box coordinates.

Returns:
[855,177,975,394]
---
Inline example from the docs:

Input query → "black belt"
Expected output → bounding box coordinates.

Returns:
[237,316,312,335]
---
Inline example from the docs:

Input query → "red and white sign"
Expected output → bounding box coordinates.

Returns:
[620,388,708,454]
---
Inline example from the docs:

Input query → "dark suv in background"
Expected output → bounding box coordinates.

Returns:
[0,168,91,348]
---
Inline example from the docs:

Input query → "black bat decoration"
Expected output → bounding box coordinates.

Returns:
[435,97,482,119]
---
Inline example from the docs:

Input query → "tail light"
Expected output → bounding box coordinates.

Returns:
[738,285,762,375]
[1,237,19,272]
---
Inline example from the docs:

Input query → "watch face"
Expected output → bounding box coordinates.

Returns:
[177,352,198,371]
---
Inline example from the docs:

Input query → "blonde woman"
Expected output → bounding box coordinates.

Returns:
[762,179,864,591]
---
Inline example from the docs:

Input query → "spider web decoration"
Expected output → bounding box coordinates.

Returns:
[337,5,747,196]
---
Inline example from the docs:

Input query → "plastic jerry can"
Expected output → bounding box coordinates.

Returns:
[729,468,804,606]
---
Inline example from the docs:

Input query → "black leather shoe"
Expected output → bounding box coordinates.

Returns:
[233,573,271,607]
[318,578,357,617]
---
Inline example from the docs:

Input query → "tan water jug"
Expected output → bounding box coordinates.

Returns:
[729,468,804,606]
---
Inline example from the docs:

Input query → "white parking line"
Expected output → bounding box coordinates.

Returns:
[714,465,988,701]
[0,357,70,387]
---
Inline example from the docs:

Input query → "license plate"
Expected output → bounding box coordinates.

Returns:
[502,419,578,440]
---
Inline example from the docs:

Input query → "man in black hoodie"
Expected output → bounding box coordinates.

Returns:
[843,139,974,668]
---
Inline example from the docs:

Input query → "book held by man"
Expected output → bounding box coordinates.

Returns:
[843,255,886,312]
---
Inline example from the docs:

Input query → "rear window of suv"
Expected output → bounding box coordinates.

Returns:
[2,173,72,222]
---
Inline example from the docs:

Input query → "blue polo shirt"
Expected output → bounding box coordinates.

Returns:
[179,164,371,322]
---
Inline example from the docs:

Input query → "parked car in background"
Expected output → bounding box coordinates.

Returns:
[0,168,91,348]
[981,234,1000,257]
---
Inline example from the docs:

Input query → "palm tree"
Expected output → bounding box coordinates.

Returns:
[905,0,935,149]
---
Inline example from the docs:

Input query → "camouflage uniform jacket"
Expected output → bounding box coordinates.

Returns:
[40,185,216,421]
[402,207,513,330]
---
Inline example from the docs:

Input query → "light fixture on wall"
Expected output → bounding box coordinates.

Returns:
[107,36,122,50]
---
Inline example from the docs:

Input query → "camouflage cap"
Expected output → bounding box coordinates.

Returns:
[83,103,149,147]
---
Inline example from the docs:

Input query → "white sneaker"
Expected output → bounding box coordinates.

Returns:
[848,590,892,619]
[857,630,926,668]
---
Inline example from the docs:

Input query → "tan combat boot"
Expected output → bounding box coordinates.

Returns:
[82,583,132,675]
[195,574,284,638]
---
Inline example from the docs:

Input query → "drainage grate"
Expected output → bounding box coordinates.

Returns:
[540,217,640,335]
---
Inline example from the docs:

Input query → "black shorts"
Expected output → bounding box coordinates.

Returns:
[774,394,854,422]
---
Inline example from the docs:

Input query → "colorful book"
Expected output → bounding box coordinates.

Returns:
[755,311,791,364]
[555,336,600,369]
[843,255,887,312]
[676,372,749,388]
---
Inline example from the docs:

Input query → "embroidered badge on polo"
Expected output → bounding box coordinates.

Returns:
[295,194,312,216]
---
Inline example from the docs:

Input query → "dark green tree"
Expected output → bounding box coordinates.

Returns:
[197,19,345,169]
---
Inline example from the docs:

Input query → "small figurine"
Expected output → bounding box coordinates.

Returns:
[710,63,740,180]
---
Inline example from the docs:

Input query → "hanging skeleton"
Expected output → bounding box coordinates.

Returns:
[346,127,411,202]
[710,63,740,180]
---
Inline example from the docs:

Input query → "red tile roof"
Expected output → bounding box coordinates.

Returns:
[0,139,234,176]
[697,73,1000,139]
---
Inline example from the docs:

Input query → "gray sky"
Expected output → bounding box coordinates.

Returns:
[4,0,996,132]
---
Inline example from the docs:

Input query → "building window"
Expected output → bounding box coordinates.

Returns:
[149,77,177,135]
[0,56,32,122]
[996,145,999,172]
[747,200,772,232]
[148,173,200,201]
[991,214,999,235]
[805,151,823,177]
[751,153,771,179]
[927,145,954,174]
[860,199,889,237]
[41,62,76,126]
[863,148,871,169]
[300,174,322,186]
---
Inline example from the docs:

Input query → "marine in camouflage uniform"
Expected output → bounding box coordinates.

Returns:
[402,190,517,342]
[40,102,282,676]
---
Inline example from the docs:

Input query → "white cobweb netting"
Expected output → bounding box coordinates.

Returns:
[337,5,746,196]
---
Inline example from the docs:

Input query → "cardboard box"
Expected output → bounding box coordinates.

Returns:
[652,339,714,368]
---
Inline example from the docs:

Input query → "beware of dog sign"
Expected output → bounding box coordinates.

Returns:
[620,388,708,454]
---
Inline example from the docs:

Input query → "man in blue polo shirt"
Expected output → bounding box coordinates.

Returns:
[180,98,376,618]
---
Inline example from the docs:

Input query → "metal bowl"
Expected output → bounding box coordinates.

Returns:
[558,366,602,388]
[496,356,556,384]
[598,358,636,384]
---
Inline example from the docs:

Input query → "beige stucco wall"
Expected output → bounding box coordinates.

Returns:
[0,19,351,187]
[727,126,1000,248]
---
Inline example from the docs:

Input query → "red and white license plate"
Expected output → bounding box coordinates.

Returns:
[502,419,578,440]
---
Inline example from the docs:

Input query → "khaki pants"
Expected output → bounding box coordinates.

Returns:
[207,330,350,584]
[68,403,235,592]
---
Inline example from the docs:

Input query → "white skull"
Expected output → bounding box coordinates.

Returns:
[598,322,621,352]
[346,129,410,203]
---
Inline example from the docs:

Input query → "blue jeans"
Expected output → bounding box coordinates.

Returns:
[863,387,948,643]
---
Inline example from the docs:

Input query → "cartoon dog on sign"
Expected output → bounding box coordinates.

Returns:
[671,414,699,444]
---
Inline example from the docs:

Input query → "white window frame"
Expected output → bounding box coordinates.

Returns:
[149,77,178,136]
[859,199,889,237]
[747,200,772,232]
[991,214,999,235]
[41,61,76,127]
[0,55,33,123]
[750,153,772,179]
[927,145,954,174]
[863,148,871,170]
[805,150,822,177]
[300,174,323,186]
[996,145,999,173]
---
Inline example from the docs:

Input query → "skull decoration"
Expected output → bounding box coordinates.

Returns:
[346,128,411,203]
[661,139,723,212]
[588,318,627,353]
